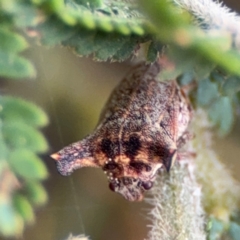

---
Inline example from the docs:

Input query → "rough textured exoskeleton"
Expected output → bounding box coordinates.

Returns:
[51,62,192,201]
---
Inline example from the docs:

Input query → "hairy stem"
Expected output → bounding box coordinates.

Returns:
[191,109,240,222]
[146,161,206,240]
[172,0,240,49]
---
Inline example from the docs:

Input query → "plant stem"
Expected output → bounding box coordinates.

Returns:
[146,160,206,240]
[172,0,240,50]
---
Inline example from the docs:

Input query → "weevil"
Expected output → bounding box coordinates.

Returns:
[51,62,192,201]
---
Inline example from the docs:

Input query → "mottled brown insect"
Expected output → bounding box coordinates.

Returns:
[51,62,192,201]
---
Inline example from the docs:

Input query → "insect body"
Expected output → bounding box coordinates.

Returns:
[51,62,192,201]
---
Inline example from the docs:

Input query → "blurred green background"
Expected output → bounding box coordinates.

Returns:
[1,1,240,239]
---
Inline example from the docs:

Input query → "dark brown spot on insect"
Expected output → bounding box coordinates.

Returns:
[149,144,170,160]
[103,162,118,171]
[124,136,141,159]
[101,139,114,158]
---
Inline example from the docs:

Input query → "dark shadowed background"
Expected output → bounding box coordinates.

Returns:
[1,1,240,240]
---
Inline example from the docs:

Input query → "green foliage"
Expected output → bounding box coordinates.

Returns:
[139,0,240,76]
[0,27,28,52]
[0,193,24,236]
[0,96,48,237]
[0,1,50,236]
[1,96,48,127]
[207,218,226,240]
[228,213,240,240]
[229,222,240,240]
[0,47,48,238]
[222,77,240,96]
[207,217,240,240]
[32,0,151,61]
[3,122,48,152]
[208,96,233,136]
[9,149,48,180]
[25,181,48,206]
[194,71,240,135]
[196,77,234,135]
[0,52,35,78]
[14,194,35,224]
[0,24,35,79]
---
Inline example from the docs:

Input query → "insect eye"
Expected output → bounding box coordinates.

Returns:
[141,181,153,190]
[109,182,116,192]
[104,162,117,170]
